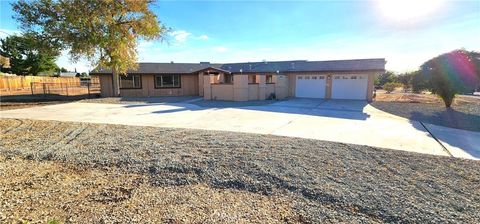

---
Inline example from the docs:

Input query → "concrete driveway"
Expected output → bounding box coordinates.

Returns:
[1,98,478,159]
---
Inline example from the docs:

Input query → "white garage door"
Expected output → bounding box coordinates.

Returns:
[295,75,326,98]
[332,75,368,100]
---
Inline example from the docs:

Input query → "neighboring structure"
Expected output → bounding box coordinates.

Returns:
[90,59,386,101]
[58,72,78,77]
[0,55,10,70]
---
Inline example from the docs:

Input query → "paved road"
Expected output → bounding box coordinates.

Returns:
[1,98,478,159]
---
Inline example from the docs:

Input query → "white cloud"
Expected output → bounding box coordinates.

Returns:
[198,34,209,40]
[213,46,228,53]
[170,30,191,43]
[168,30,209,44]
[137,40,155,53]
[137,16,479,73]
[0,28,21,39]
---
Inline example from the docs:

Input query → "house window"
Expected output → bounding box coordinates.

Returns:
[312,76,317,79]
[351,76,357,79]
[319,76,325,79]
[155,74,181,88]
[248,74,257,84]
[266,74,273,83]
[224,74,233,84]
[334,76,340,79]
[298,76,303,79]
[120,74,141,89]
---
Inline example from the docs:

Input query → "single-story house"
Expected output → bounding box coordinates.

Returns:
[90,58,386,101]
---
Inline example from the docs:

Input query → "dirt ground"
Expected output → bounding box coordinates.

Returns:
[1,119,479,223]
[372,91,480,131]
[0,101,66,111]
[0,94,100,111]
[375,90,480,105]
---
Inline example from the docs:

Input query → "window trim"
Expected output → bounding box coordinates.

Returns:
[154,74,182,89]
[266,74,274,84]
[119,74,142,89]
[223,73,233,84]
[248,74,258,84]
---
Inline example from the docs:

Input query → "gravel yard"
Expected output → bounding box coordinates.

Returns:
[1,119,479,223]
[372,92,480,132]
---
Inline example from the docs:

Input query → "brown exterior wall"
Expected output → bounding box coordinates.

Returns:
[274,74,289,99]
[266,84,275,98]
[198,73,204,96]
[366,73,376,102]
[97,74,199,97]
[233,74,249,101]
[325,75,333,99]
[98,70,378,101]
[207,73,289,101]
[211,84,234,100]
[248,84,259,100]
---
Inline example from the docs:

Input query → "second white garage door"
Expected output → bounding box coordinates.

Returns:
[332,75,368,100]
[295,75,326,98]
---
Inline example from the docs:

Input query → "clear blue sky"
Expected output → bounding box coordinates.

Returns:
[1,0,479,73]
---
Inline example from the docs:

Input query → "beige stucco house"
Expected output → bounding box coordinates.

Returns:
[90,59,385,101]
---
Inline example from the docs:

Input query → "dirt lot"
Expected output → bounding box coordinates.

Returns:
[0,94,100,111]
[375,91,480,105]
[372,91,480,131]
[1,119,479,223]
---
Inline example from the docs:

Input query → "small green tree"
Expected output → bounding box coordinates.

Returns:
[411,70,429,93]
[0,34,59,75]
[55,67,68,73]
[375,71,397,87]
[420,49,480,108]
[12,0,169,95]
[397,72,414,92]
[383,82,400,93]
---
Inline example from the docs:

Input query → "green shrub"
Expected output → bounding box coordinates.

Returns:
[383,82,400,93]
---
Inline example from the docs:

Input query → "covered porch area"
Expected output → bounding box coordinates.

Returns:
[199,67,288,101]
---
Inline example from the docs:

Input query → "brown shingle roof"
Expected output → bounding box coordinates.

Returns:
[90,58,386,74]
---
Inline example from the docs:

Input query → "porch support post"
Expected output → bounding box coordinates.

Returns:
[198,72,204,96]
[203,72,213,100]
[274,73,288,99]
[258,74,266,100]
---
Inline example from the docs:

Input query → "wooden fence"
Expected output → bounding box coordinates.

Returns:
[0,76,100,96]
[0,76,82,91]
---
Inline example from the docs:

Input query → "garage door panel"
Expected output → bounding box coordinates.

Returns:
[332,75,368,100]
[295,75,326,98]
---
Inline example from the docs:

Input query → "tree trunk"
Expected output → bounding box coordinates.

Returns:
[112,67,120,96]
[442,94,454,108]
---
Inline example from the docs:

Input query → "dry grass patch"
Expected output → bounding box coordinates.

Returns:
[375,91,479,105]
[372,92,480,131]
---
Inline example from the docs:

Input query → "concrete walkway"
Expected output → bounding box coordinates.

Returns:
[1,98,478,159]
